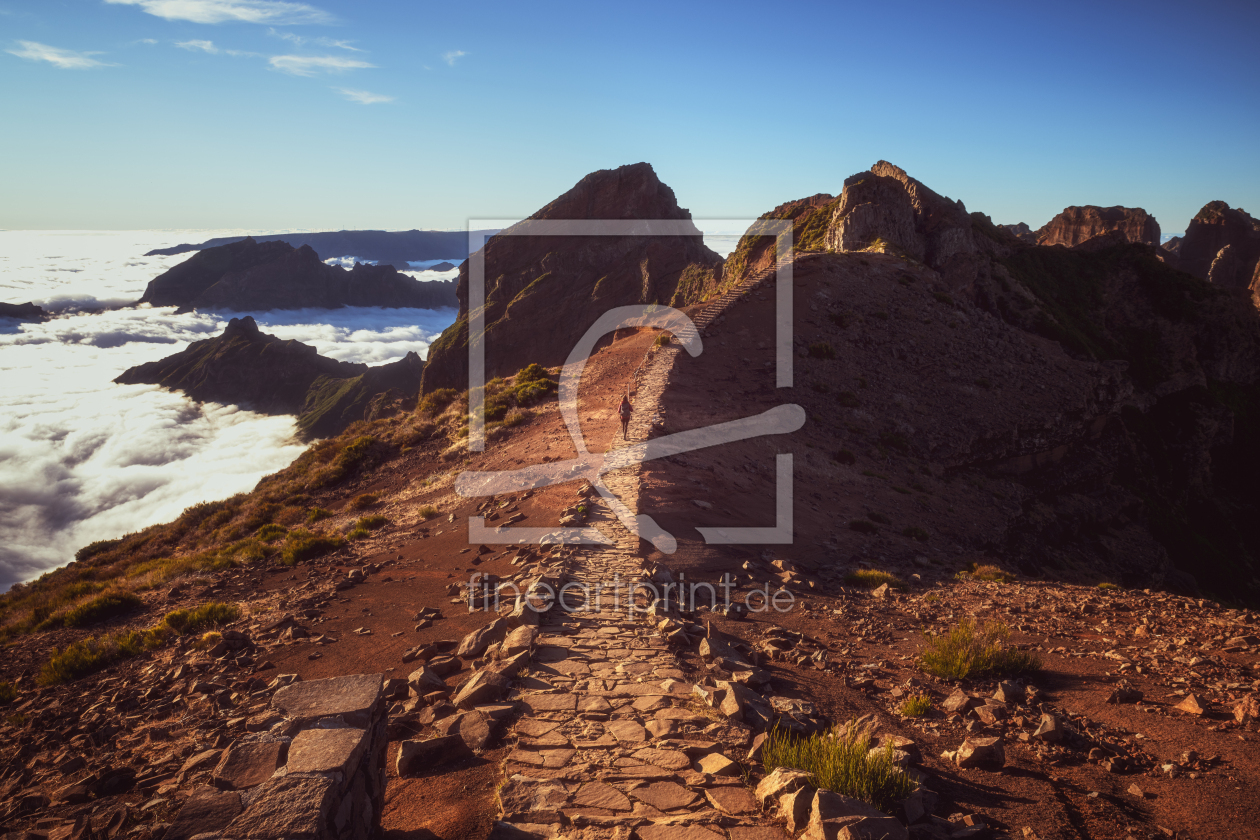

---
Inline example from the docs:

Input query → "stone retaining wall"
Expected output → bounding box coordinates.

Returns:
[163,673,386,840]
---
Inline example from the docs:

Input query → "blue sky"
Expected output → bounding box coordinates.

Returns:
[2,0,1257,236]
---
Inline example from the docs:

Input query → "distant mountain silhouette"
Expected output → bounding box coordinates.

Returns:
[140,237,458,312]
[144,229,499,268]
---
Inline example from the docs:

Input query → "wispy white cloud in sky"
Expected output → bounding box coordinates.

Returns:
[269,53,374,76]
[138,38,159,44]
[6,41,112,69]
[268,28,363,51]
[336,87,393,104]
[176,39,219,53]
[442,49,466,66]
[104,0,334,25]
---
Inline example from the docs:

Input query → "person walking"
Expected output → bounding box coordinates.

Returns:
[618,392,633,440]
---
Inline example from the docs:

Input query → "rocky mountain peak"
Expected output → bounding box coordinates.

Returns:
[223,315,261,339]
[529,161,693,223]
[1180,200,1260,287]
[1036,205,1161,248]
[421,163,723,393]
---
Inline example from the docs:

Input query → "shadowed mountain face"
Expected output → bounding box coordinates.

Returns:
[1178,201,1260,290]
[115,316,422,439]
[420,162,725,393]
[140,237,458,312]
[143,228,498,268]
[718,161,1260,602]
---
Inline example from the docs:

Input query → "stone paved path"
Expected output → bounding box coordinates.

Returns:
[493,267,794,840]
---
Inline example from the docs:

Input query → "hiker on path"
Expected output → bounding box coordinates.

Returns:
[618,393,633,440]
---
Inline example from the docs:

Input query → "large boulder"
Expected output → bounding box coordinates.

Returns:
[804,790,908,840]
[457,618,510,659]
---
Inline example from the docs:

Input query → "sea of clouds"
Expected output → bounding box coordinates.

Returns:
[0,228,739,592]
[0,230,458,591]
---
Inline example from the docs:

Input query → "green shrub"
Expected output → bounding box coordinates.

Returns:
[848,519,879,534]
[920,619,1039,680]
[418,388,459,416]
[833,449,856,465]
[161,602,240,635]
[357,514,389,530]
[829,311,851,328]
[845,569,905,589]
[761,722,917,814]
[52,589,144,630]
[974,377,992,390]
[899,693,932,717]
[0,682,15,705]
[38,628,167,686]
[350,493,379,510]
[502,408,532,428]
[903,526,930,542]
[962,563,1014,582]
[868,513,890,525]
[306,508,332,524]
[837,391,860,408]
[1097,582,1119,591]
[279,529,344,566]
[255,524,288,542]
[933,292,954,306]
[417,505,438,520]
[808,342,836,360]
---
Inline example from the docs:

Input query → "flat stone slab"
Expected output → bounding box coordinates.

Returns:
[212,741,286,791]
[633,748,692,771]
[631,695,672,712]
[286,727,367,775]
[519,694,578,713]
[516,719,562,738]
[605,720,647,742]
[578,696,613,712]
[727,828,791,840]
[165,788,242,840]
[705,786,757,815]
[636,822,725,840]
[506,748,576,768]
[572,781,632,811]
[631,781,700,811]
[271,674,383,727]
[222,776,337,840]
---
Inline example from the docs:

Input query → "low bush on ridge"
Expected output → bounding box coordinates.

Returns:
[845,569,905,590]
[920,618,1039,680]
[761,721,917,814]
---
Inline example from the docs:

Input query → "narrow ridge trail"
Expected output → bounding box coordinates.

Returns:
[490,263,798,840]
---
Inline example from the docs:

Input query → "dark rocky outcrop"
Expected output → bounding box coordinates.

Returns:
[115,316,422,439]
[1162,235,1183,256]
[0,301,48,322]
[1178,201,1260,290]
[420,162,724,393]
[140,237,458,312]
[144,228,497,268]
[1002,222,1037,243]
[1036,205,1161,248]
